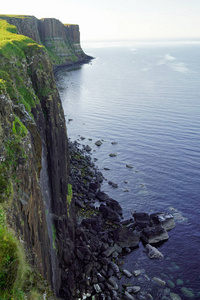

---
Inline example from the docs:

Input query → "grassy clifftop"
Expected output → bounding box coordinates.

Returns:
[0,19,42,54]
[0,15,92,69]
[0,19,44,113]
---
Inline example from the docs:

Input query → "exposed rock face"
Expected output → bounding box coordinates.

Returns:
[0,89,52,284]
[0,18,76,296]
[0,15,41,43]
[0,15,92,68]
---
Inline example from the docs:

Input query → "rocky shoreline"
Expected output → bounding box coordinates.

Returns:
[53,56,94,73]
[60,140,179,300]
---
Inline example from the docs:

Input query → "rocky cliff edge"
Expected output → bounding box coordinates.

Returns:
[0,15,92,69]
[0,17,77,298]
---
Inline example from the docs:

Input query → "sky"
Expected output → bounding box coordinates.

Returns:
[1,0,200,41]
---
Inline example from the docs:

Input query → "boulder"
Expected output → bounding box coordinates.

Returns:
[146,244,164,259]
[126,286,140,293]
[132,212,150,228]
[126,164,134,169]
[85,145,92,152]
[108,276,119,290]
[81,218,101,232]
[133,270,141,277]
[106,199,123,216]
[108,181,118,188]
[94,283,102,293]
[89,182,100,191]
[109,153,117,157]
[113,227,140,248]
[150,213,175,231]
[110,261,120,274]
[141,225,169,244]
[99,204,120,223]
[181,287,195,298]
[75,198,86,208]
[152,277,166,286]
[95,140,103,146]
[170,292,182,300]
[102,246,116,258]
[122,269,132,278]
[96,191,109,202]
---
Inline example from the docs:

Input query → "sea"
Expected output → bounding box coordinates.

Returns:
[55,40,200,299]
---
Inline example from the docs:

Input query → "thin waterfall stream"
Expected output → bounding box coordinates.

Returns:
[40,144,57,292]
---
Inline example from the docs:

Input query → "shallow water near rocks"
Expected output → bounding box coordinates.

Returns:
[55,40,200,299]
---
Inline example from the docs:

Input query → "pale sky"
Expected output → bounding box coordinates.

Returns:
[1,0,200,41]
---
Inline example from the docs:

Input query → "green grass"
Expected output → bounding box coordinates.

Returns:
[12,116,28,137]
[0,226,20,294]
[0,17,59,299]
[0,19,42,113]
[0,113,28,203]
[67,184,73,205]
[0,205,56,299]
[66,184,73,217]
[0,15,32,19]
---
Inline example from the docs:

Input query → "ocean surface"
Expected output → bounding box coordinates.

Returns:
[55,40,200,299]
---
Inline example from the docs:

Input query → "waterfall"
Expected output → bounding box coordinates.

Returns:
[40,143,57,292]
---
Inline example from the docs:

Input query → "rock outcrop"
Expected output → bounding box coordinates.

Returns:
[0,15,92,69]
[0,18,76,297]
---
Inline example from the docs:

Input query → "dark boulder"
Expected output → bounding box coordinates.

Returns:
[113,227,140,248]
[141,225,169,244]
[150,213,175,231]
[96,191,109,202]
[89,182,100,191]
[81,218,102,233]
[106,199,123,216]
[75,198,86,208]
[99,204,120,223]
[132,212,150,228]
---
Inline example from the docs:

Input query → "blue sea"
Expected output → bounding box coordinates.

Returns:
[55,40,200,299]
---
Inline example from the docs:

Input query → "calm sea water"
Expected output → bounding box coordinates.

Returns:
[55,41,200,299]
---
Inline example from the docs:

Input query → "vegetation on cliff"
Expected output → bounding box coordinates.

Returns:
[0,20,43,114]
[0,13,80,297]
[0,14,92,70]
[0,18,59,298]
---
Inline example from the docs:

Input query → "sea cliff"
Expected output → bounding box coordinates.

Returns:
[0,15,92,69]
[0,15,176,300]
[0,16,78,298]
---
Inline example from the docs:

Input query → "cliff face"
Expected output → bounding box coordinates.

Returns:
[0,15,91,68]
[0,18,76,297]
[39,18,86,66]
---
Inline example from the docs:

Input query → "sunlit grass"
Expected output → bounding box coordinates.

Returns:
[0,19,44,59]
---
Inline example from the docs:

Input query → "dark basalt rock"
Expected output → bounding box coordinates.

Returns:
[89,182,100,191]
[65,141,175,298]
[106,199,123,216]
[141,225,169,244]
[96,190,109,202]
[132,212,150,228]
[113,227,140,248]
[75,198,86,208]
[108,181,118,188]
[150,212,175,231]
[99,204,121,223]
